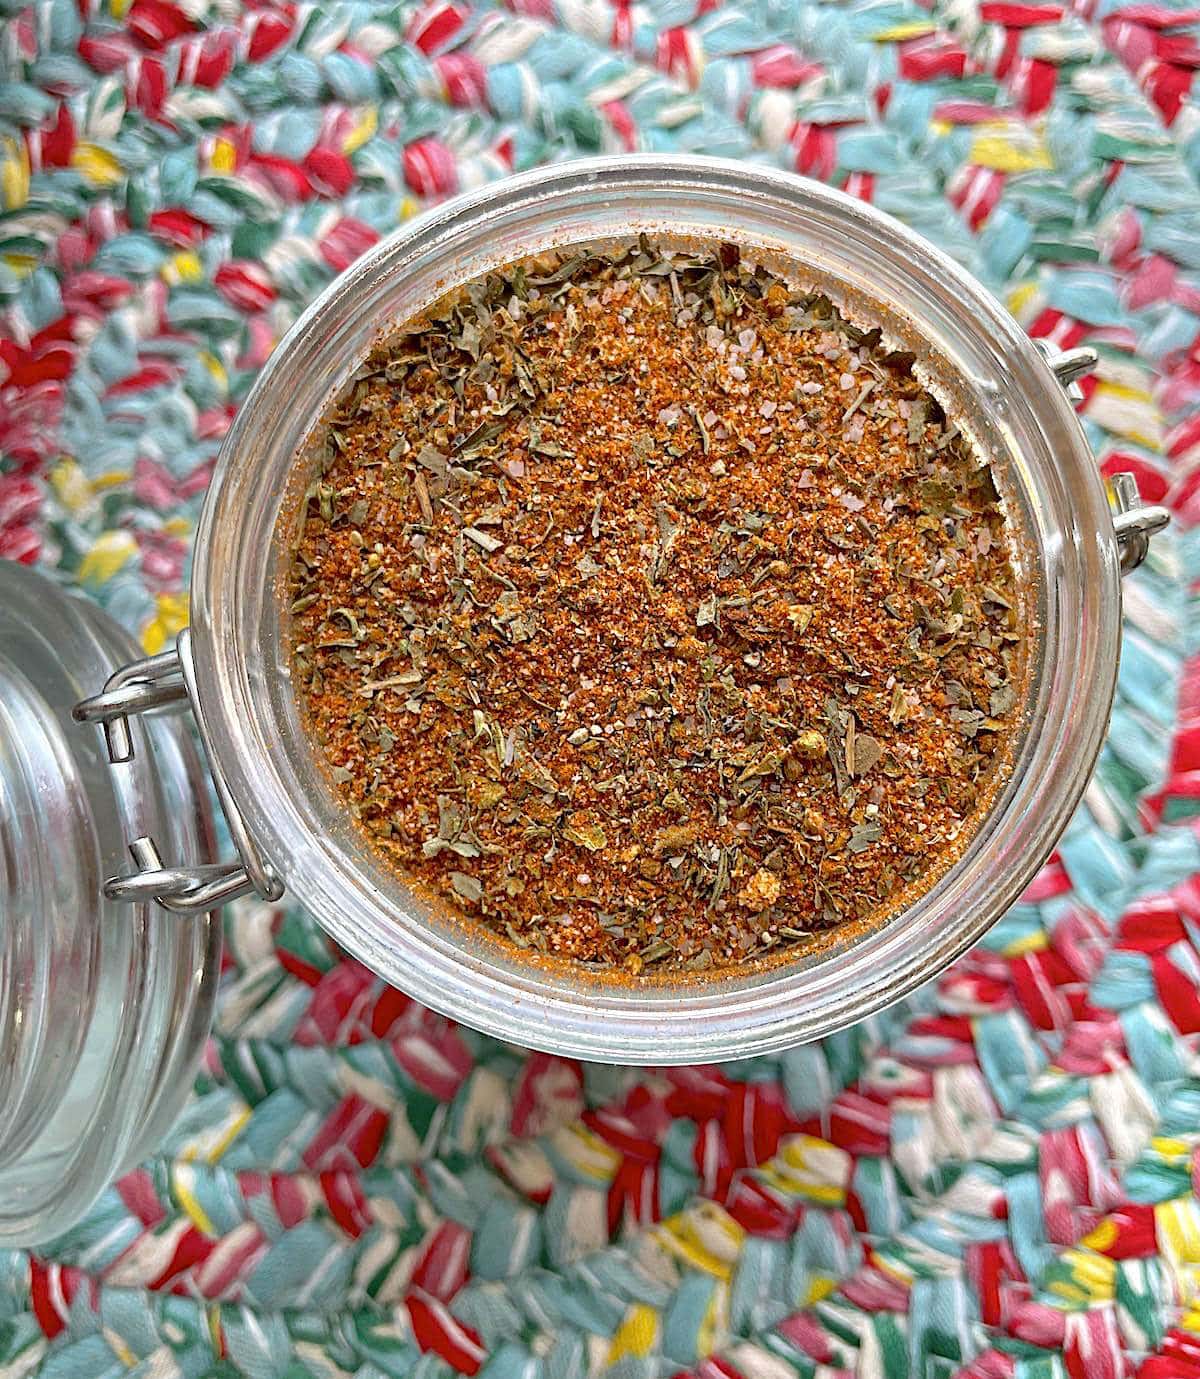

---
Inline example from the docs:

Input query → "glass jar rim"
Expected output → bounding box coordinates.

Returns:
[190,155,1121,1062]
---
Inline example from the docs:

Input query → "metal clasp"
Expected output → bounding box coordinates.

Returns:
[1110,473,1170,576]
[74,635,283,914]
[1039,342,1170,575]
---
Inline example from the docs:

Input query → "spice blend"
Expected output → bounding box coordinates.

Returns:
[286,239,1027,976]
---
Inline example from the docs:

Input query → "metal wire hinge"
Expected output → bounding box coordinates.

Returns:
[1110,472,1170,575]
[73,639,283,914]
[1041,344,1170,575]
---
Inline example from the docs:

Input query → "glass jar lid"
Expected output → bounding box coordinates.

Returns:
[0,560,220,1246]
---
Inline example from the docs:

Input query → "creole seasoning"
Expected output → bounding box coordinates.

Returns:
[286,240,1027,975]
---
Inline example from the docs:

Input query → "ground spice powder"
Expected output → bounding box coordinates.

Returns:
[286,239,1027,975]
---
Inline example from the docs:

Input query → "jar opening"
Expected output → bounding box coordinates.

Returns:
[191,157,1120,1061]
[274,233,1042,988]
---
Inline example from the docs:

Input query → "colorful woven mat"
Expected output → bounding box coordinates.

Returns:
[3,1,1200,1375]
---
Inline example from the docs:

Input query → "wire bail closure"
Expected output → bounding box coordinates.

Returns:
[1039,343,1169,575]
[73,632,284,914]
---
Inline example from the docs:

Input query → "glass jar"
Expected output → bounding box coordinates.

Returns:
[5,158,1168,1243]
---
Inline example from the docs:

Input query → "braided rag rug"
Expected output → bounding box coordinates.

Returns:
[5,1,1200,1376]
